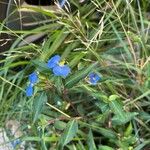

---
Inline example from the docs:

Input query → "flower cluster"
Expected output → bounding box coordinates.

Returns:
[88,72,101,85]
[25,55,101,97]
[47,55,71,78]
[26,72,38,97]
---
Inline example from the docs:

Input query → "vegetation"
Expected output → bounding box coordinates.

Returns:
[0,0,150,149]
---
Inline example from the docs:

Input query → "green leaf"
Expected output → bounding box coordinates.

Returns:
[108,95,120,101]
[124,122,133,137]
[109,96,138,125]
[54,120,66,131]
[76,140,86,150]
[79,121,117,139]
[139,111,150,121]
[109,99,125,121]
[134,140,150,150]
[98,127,117,139]
[69,52,87,68]
[65,62,98,88]
[31,59,50,72]
[87,130,97,150]
[57,120,78,150]
[22,6,57,18]
[55,77,64,95]
[33,93,47,123]
[61,42,80,60]
[95,101,109,113]
[98,145,114,150]
[40,29,68,61]
[91,92,108,103]
[112,112,138,125]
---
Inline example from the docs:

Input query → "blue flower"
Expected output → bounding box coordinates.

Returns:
[47,55,71,78]
[59,0,67,7]
[26,84,33,97]
[11,139,21,148]
[29,72,38,84]
[26,72,38,97]
[47,55,61,69]
[88,72,101,85]
[53,64,70,78]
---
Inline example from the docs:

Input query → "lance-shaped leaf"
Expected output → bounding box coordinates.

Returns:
[57,120,78,150]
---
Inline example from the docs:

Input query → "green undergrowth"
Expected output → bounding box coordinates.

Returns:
[0,0,150,149]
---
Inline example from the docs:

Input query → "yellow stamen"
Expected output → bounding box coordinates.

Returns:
[59,60,65,66]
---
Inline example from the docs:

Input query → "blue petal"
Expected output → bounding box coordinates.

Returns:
[47,55,61,69]
[88,72,101,85]
[26,84,33,97]
[29,72,38,84]
[59,0,67,7]
[11,139,21,148]
[53,65,70,78]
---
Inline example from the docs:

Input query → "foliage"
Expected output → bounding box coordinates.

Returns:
[0,0,150,149]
